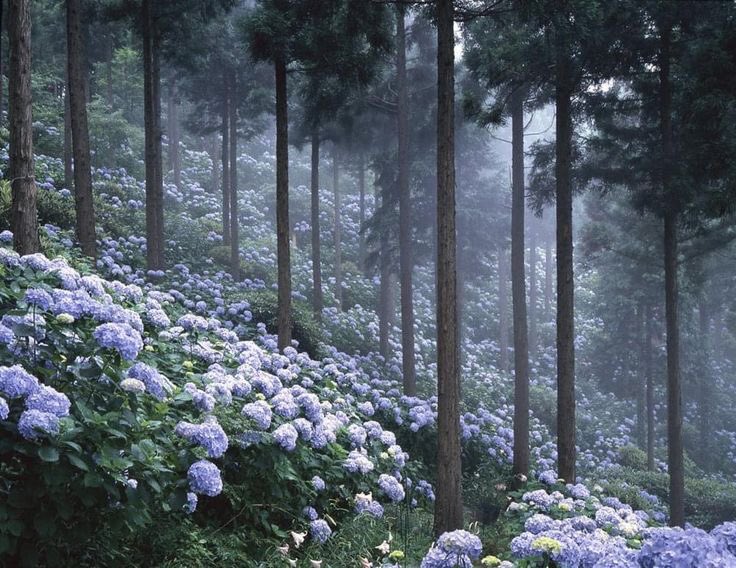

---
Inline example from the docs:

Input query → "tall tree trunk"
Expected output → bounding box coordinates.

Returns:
[511,87,530,479]
[434,0,463,537]
[636,301,646,449]
[332,150,342,309]
[0,0,4,123]
[63,75,73,191]
[221,74,230,246]
[379,187,392,361]
[143,0,164,271]
[275,56,292,350]
[659,18,684,527]
[698,296,711,471]
[358,150,366,274]
[311,129,323,318]
[168,76,181,189]
[498,248,509,373]
[209,133,219,195]
[8,0,38,254]
[106,35,114,108]
[229,72,239,279]
[545,235,553,319]
[397,5,416,396]
[66,0,96,258]
[528,225,537,357]
[555,20,576,484]
[645,305,655,471]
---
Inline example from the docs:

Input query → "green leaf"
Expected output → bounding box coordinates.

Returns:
[67,454,89,471]
[37,447,59,463]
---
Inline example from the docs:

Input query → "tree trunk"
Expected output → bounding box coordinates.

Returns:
[106,36,114,108]
[358,150,366,274]
[555,21,576,484]
[221,74,230,246]
[209,133,219,195]
[659,18,684,527]
[511,87,530,479]
[143,0,164,271]
[229,72,239,279]
[0,0,4,124]
[636,301,646,450]
[545,235,553,319]
[168,76,181,189]
[434,0,463,537]
[332,150,342,309]
[66,0,96,258]
[698,296,711,471]
[498,248,509,374]
[645,305,655,471]
[397,5,416,396]
[529,225,537,357]
[275,57,292,350]
[8,0,38,254]
[311,129,323,318]
[63,75,73,191]
[379,190,392,361]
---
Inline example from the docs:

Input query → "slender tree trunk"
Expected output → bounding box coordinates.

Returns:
[358,150,366,274]
[63,75,73,191]
[209,133,219,195]
[152,24,164,269]
[529,226,537,357]
[555,21,576,484]
[8,0,38,254]
[498,249,509,373]
[0,0,4,123]
[636,301,646,450]
[645,305,655,471]
[168,76,181,189]
[106,36,114,108]
[66,0,96,258]
[275,56,292,350]
[698,296,711,471]
[397,5,416,396]
[143,0,164,271]
[311,129,323,318]
[434,0,463,537]
[659,19,684,527]
[545,235,553,319]
[379,187,392,360]
[221,75,230,246]
[511,87,530,479]
[229,72,239,279]
[332,150,342,309]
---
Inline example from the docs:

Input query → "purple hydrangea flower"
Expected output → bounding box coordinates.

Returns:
[378,473,405,503]
[0,365,40,399]
[18,409,60,439]
[25,385,71,417]
[187,460,223,497]
[127,363,172,400]
[242,400,272,430]
[273,423,298,451]
[93,322,143,360]
[309,519,332,544]
[175,417,229,458]
[24,288,54,311]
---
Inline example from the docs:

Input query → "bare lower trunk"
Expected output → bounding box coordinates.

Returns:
[636,301,646,450]
[498,249,509,373]
[358,151,366,274]
[379,215,392,360]
[168,77,181,189]
[311,129,323,318]
[397,5,416,396]
[229,72,239,279]
[434,0,463,537]
[555,22,576,483]
[698,296,711,471]
[67,0,96,258]
[528,226,537,357]
[545,235,553,319]
[645,305,655,471]
[511,87,529,479]
[64,76,73,191]
[9,0,39,254]
[332,151,342,309]
[209,133,219,195]
[275,57,292,350]
[221,75,230,246]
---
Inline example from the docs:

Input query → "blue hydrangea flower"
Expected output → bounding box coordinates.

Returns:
[18,409,60,439]
[0,396,8,420]
[378,473,405,503]
[127,363,172,400]
[421,530,482,568]
[311,475,325,492]
[175,417,229,458]
[184,492,198,514]
[24,288,54,311]
[25,385,71,417]
[309,519,332,544]
[343,449,374,474]
[242,400,272,430]
[0,324,14,345]
[187,460,223,497]
[93,322,143,360]
[712,522,736,555]
[273,423,298,451]
[0,365,40,399]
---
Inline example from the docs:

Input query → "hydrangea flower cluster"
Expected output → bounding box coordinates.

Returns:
[421,530,483,568]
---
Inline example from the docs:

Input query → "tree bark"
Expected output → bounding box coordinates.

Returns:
[66,0,96,258]
[8,0,39,255]
[529,224,537,357]
[229,71,239,279]
[498,248,509,373]
[63,74,73,192]
[221,74,230,246]
[397,5,416,396]
[209,133,219,195]
[379,189,392,361]
[645,305,655,471]
[143,0,164,271]
[636,301,646,450]
[311,129,323,318]
[511,87,530,479]
[332,150,342,309]
[168,76,181,189]
[106,35,114,108]
[545,235,553,319]
[698,296,711,471]
[659,18,684,527]
[434,0,463,537]
[358,150,366,274]
[275,56,292,350]
[555,20,576,484]
[0,0,4,124]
